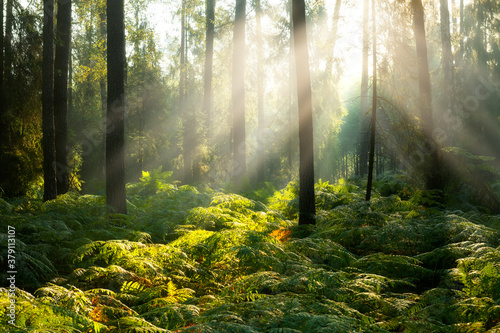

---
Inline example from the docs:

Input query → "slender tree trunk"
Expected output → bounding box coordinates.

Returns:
[68,43,73,116]
[412,0,442,191]
[4,0,11,84]
[106,0,127,214]
[0,0,4,149]
[288,0,294,177]
[203,0,214,141]
[180,0,192,183]
[232,0,246,182]
[0,0,3,115]
[42,0,57,201]
[256,0,265,184]
[366,0,377,201]
[292,0,315,225]
[359,0,370,177]
[54,0,72,195]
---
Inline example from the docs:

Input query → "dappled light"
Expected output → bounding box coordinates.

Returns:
[1,0,500,331]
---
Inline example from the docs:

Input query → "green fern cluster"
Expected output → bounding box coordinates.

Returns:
[2,175,500,332]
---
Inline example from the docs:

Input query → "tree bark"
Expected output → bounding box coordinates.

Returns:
[0,0,4,151]
[54,0,72,195]
[412,0,442,191]
[203,0,214,141]
[359,0,370,177]
[287,0,294,177]
[256,0,265,184]
[366,0,377,201]
[292,0,315,225]
[232,0,246,182]
[180,0,192,184]
[106,0,127,214]
[42,0,57,201]
[4,0,11,84]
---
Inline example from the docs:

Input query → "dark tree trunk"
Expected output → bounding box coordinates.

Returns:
[106,0,127,214]
[256,0,265,184]
[203,0,214,141]
[232,0,246,182]
[412,0,442,191]
[287,0,294,177]
[0,0,4,135]
[366,0,377,201]
[359,0,370,177]
[42,0,57,201]
[4,0,11,83]
[292,0,315,225]
[0,0,5,191]
[68,42,73,116]
[54,0,72,195]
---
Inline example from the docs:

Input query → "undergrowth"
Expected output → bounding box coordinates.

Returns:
[1,172,500,332]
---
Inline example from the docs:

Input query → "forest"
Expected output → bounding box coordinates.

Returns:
[1,0,500,331]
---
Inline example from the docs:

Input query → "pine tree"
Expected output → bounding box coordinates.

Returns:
[292,0,315,225]
[54,0,72,195]
[42,0,57,201]
[106,0,127,214]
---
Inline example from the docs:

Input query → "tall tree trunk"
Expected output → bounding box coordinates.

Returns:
[287,0,294,177]
[4,0,11,84]
[106,0,127,214]
[366,0,377,201]
[42,0,57,201]
[359,0,370,177]
[440,0,454,142]
[180,0,192,183]
[203,0,214,141]
[412,0,442,191]
[292,0,315,225]
[68,42,73,117]
[255,0,265,184]
[54,0,72,195]
[232,0,246,182]
[0,0,4,152]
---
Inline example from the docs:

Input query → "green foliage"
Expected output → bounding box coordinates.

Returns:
[3,178,500,331]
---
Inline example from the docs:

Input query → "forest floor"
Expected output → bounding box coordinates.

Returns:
[1,173,500,332]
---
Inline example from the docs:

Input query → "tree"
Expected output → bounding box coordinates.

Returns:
[359,0,369,177]
[106,0,127,214]
[412,0,442,191]
[255,0,265,184]
[292,0,315,225]
[232,0,246,182]
[0,0,4,143]
[54,0,72,195]
[180,0,192,184]
[42,0,57,201]
[440,0,454,124]
[203,0,214,141]
[366,0,376,201]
